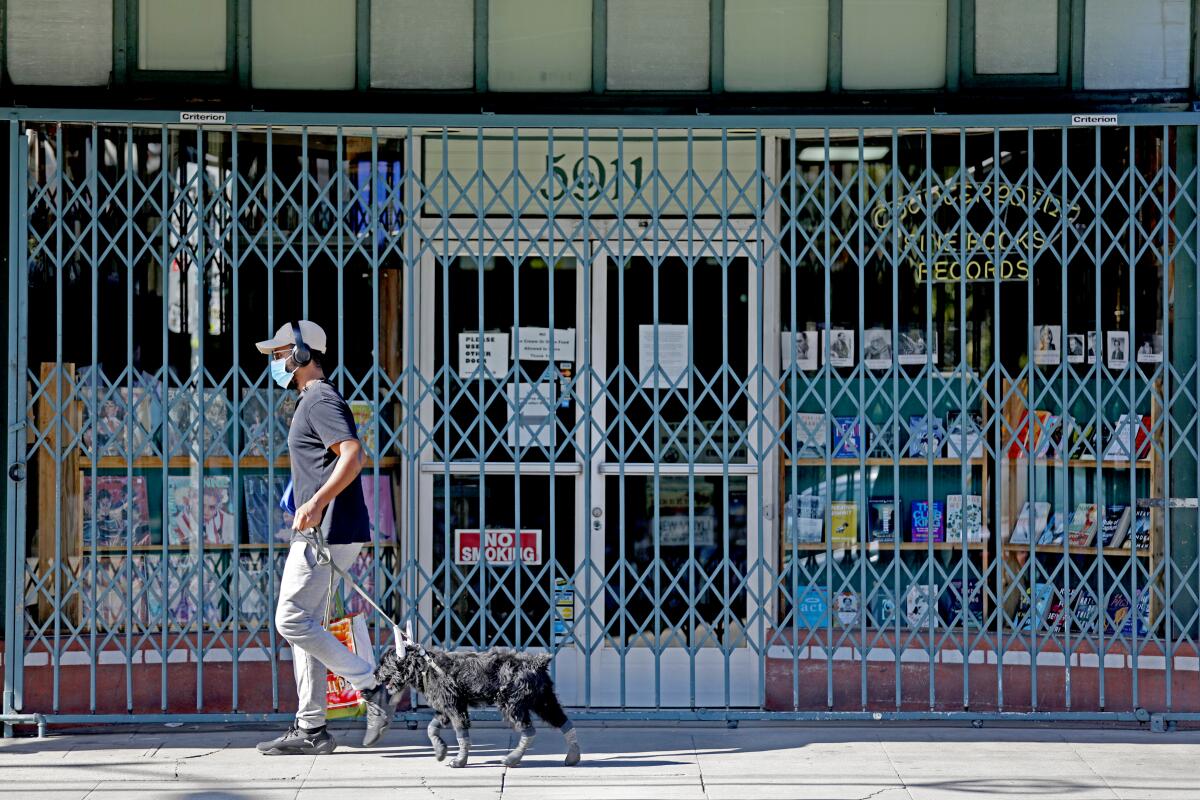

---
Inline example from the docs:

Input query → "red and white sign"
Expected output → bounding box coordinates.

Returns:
[454,529,542,565]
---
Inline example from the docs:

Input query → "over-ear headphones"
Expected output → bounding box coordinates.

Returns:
[290,321,312,367]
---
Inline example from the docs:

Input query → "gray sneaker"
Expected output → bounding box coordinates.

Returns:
[361,685,393,747]
[257,724,336,755]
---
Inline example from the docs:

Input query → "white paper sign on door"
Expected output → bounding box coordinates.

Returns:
[458,332,510,378]
[638,324,689,388]
[506,382,556,447]
[512,327,576,362]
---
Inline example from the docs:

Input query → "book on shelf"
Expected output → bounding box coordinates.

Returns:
[873,593,900,628]
[945,494,985,543]
[244,475,294,545]
[867,420,902,459]
[784,493,824,545]
[945,410,984,460]
[1099,504,1132,548]
[939,578,984,627]
[81,475,152,548]
[867,498,900,543]
[1037,512,1066,546]
[909,500,945,543]
[1105,588,1151,637]
[905,583,938,628]
[1018,583,1058,632]
[1127,507,1151,551]
[1032,412,1062,458]
[1009,501,1052,546]
[349,400,378,458]
[834,590,860,627]
[795,412,827,459]
[1103,414,1151,461]
[1072,590,1101,635]
[829,501,859,546]
[831,417,862,458]
[907,415,946,458]
[796,585,830,629]
[1066,503,1099,548]
[166,475,235,547]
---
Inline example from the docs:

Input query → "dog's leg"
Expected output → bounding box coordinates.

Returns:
[502,720,535,768]
[560,720,581,767]
[427,714,449,762]
[446,707,471,768]
[533,690,581,766]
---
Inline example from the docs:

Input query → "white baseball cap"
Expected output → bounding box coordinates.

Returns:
[255,320,328,355]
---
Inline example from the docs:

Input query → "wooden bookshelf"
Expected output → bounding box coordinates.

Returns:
[785,541,988,552]
[78,455,402,469]
[1001,543,1151,558]
[784,457,987,468]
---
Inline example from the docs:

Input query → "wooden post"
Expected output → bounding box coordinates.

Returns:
[35,362,82,624]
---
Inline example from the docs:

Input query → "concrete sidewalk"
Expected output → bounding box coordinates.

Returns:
[1,723,1198,799]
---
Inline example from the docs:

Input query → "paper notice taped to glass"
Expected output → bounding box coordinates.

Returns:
[458,331,510,378]
[638,324,689,388]
[506,382,556,447]
[512,327,575,362]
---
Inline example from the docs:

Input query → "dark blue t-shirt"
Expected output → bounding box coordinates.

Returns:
[287,380,370,545]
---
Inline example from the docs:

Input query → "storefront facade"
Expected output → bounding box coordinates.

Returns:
[4,111,1200,727]
[4,0,1200,729]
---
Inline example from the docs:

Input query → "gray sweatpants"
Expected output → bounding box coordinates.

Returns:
[275,539,378,729]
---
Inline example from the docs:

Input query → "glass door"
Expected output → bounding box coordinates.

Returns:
[413,231,590,703]
[587,221,766,708]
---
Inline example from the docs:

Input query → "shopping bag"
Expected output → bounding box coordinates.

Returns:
[325,612,376,720]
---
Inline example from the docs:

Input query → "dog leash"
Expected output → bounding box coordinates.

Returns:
[304,525,445,676]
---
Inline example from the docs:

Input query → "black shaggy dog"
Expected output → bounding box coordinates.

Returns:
[375,631,581,769]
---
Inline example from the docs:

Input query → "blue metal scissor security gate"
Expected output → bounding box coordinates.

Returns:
[5,112,1200,729]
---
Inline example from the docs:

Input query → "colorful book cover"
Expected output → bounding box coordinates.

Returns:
[1019,584,1057,632]
[81,475,152,548]
[243,475,294,545]
[834,590,860,627]
[1099,504,1132,548]
[907,415,946,458]
[1127,507,1151,552]
[1037,512,1066,546]
[1072,590,1101,635]
[344,551,377,618]
[1031,412,1060,458]
[831,417,862,458]
[868,498,899,543]
[905,583,938,628]
[939,579,984,627]
[945,410,984,460]
[1066,503,1099,548]
[796,585,830,629]
[1104,590,1150,637]
[829,501,858,546]
[166,388,230,458]
[910,500,945,543]
[82,555,146,629]
[873,593,899,628]
[785,493,824,545]
[349,400,378,457]
[1103,414,1151,461]
[795,412,827,459]
[166,475,235,546]
[1009,501,1052,545]
[945,494,984,543]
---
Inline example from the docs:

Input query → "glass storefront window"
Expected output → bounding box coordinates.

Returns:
[6,0,112,86]
[606,0,710,91]
[724,0,827,92]
[488,0,592,92]
[138,0,227,72]
[251,0,356,89]
[1084,0,1190,90]
[371,0,474,89]
[841,0,946,90]
[974,0,1057,75]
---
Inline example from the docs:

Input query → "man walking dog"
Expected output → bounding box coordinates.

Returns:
[254,320,393,755]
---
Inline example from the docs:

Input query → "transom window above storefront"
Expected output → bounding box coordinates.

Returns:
[2,0,1194,96]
